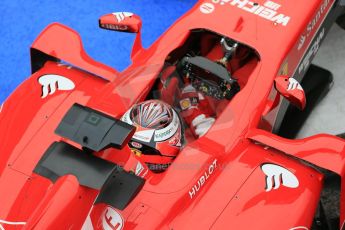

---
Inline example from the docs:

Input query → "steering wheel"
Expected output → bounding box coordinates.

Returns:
[178,56,240,100]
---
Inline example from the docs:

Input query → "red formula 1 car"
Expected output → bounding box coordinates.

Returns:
[2,1,345,229]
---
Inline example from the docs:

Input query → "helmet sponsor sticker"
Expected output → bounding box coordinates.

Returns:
[102,206,124,230]
[131,141,143,149]
[200,0,290,26]
[169,127,182,147]
[38,74,75,99]
[261,163,299,192]
[133,129,155,143]
[154,110,179,142]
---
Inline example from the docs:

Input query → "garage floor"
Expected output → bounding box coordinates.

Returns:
[298,25,345,138]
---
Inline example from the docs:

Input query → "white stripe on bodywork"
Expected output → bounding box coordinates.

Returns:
[112,12,133,22]
[81,215,94,230]
[287,78,303,91]
[0,220,26,230]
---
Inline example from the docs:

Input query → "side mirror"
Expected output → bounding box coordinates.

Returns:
[99,12,142,33]
[274,75,306,110]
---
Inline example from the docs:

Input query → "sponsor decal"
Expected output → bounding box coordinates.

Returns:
[102,206,124,230]
[297,0,331,51]
[297,35,307,51]
[134,162,148,178]
[200,3,215,14]
[201,0,290,26]
[298,28,325,75]
[103,24,128,31]
[135,162,145,175]
[0,220,26,230]
[287,78,303,91]
[180,98,192,110]
[38,74,75,99]
[285,0,335,81]
[112,12,133,22]
[189,159,218,199]
[261,163,299,192]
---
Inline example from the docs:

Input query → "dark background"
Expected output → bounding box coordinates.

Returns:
[0,0,197,103]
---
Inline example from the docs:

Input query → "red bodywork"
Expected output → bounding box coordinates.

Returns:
[1,0,345,229]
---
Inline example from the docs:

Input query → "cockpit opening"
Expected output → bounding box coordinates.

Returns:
[122,29,260,173]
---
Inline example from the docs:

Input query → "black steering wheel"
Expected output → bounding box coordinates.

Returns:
[178,56,240,100]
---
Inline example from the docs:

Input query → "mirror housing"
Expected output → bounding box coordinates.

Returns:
[274,75,306,110]
[99,12,142,33]
[99,12,143,59]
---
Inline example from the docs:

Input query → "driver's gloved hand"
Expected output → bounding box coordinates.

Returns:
[191,114,215,137]
[178,84,216,138]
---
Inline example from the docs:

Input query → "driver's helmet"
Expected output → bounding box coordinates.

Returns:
[121,100,183,171]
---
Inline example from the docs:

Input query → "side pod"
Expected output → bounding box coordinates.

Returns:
[247,129,345,229]
[31,23,118,81]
